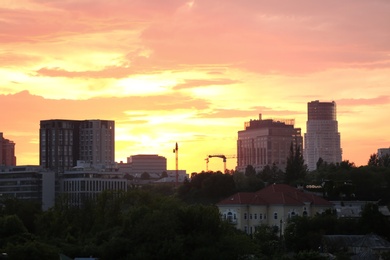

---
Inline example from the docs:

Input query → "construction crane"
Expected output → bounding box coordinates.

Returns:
[208,155,228,173]
[207,155,237,173]
[205,157,209,172]
[173,142,178,186]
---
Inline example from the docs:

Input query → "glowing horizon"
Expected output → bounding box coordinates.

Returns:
[1,0,390,173]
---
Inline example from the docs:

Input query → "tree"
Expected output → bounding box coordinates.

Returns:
[140,172,150,180]
[253,224,281,256]
[285,142,307,185]
[316,157,324,170]
[359,203,390,239]
[244,165,256,177]
[161,171,168,178]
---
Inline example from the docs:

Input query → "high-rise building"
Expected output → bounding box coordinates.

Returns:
[40,119,115,172]
[0,132,16,166]
[304,100,342,171]
[237,114,303,173]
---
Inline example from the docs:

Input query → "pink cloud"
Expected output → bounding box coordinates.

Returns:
[337,96,390,107]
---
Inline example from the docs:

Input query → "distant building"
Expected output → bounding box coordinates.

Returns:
[378,148,390,158]
[217,184,333,235]
[58,164,127,207]
[0,132,16,166]
[304,101,342,171]
[0,165,55,211]
[236,114,303,173]
[40,119,115,172]
[127,154,167,174]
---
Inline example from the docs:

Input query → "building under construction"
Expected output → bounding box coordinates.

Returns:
[236,114,303,173]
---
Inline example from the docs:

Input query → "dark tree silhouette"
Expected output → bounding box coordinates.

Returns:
[285,142,307,184]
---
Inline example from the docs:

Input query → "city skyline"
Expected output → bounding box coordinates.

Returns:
[1,1,390,173]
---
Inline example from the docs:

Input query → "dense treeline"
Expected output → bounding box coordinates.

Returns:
[1,174,390,259]
[0,187,260,260]
[2,150,390,259]
[1,188,390,259]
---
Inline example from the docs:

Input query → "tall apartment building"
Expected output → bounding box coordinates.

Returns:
[40,119,115,172]
[304,100,342,171]
[237,114,303,173]
[0,132,16,166]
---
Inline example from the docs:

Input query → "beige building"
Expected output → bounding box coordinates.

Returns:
[217,184,333,235]
[236,114,303,173]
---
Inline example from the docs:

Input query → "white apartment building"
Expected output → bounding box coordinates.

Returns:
[304,101,342,171]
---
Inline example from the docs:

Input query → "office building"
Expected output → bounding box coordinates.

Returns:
[0,132,16,166]
[236,114,303,173]
[0,166,55,211]
[304,100,342,171]
[126,154,167,174]
[378,148,390,158]
[59,166,127,207]
[40,119,115,172]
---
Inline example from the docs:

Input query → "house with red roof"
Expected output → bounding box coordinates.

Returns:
[216,183,333,235]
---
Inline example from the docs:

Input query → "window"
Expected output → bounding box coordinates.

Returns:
[274,212,278,220]
[227,212,233,222]
[259,213,263,220]
[254,213,257,220]
[244,213,247,220]
[249,214,252,220]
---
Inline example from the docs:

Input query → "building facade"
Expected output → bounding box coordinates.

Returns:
[304,101,342,171]
[0,166,55,211]
[126,154,167,174]
[217,184,333,235]
[58,167,127,206]
[0,132,16,166]
[236,114,303,173]
[378,148,390,158]
[40,119,115,172]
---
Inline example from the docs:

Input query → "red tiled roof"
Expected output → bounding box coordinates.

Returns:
[217,183,332,206]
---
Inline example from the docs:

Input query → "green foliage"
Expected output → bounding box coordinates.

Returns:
[177,172,236,204]
[285,142,307,185]
[284,211,360,252]
[359,203,390,239]
[140,171,150,180]
[253,224,281,256]
[0,198,41,233]
[305,163,390,201]
[234,172,264,192]
[4,240,58,260]
[293,250,328,260]
[258,164,285,184]
[245,165,257,177]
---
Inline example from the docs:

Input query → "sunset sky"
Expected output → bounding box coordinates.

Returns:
[1,0,390,173]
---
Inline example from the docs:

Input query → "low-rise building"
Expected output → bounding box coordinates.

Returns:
[58,166,127,207]
[0,165,55,210]
[217,183,333,235]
